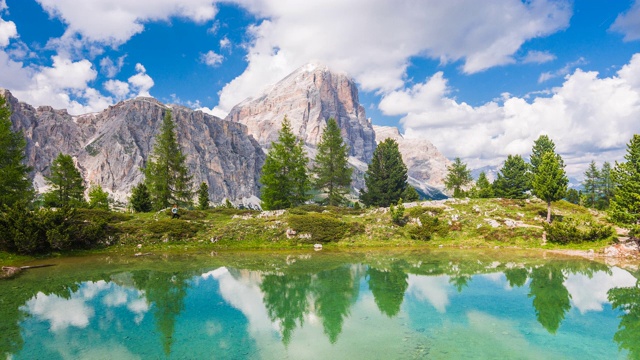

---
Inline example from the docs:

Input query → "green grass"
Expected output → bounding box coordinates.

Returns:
[0,198,622,265]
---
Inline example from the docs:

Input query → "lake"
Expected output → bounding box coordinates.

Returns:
[1,249,638,359]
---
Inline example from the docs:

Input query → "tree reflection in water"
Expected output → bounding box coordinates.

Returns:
[528,264,571,334]
[608,284,640,359]
[367,260,409,317]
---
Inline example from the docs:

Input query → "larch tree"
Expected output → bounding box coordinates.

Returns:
[144,110,193,210]
[43,153,86,208]
[532,152,568,223]
[493,155,530,199]
[609,134,640,231]
[598,161,614,209]
[0,95,33,207]
[444,157,473,198]
[312,118,353,206]
[473,171,494,198]
[260,116,310,210]
[359,138,408,207]
[88,184,110,210]
[582,161,600,208]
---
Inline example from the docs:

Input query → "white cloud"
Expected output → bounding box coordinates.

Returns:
[610,0,640,41]
[100,55,126,78]
[35,0,218,48]
[219,36,231,49]
[385,53,640,177]
[128,62,154,97]
[406,274,452,313]
[213,0,571,116]
[22,292,94,331]
[522,50,556,64]
[538,57,586,83]
[104,79,130,100]
[0,17,17,47]
[200,50,224,67]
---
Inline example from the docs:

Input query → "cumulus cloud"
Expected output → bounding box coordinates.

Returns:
[128,62,154,97]
[35,0,218,48]
[0,17,17,48]
[100,55,126,78]
[212,0,571,116]
[610,0,640,41]
[104,79,130,100]
[383,53,640,177]
[200,50,224,67]
[522,50,556,64]
[219,36,231,49]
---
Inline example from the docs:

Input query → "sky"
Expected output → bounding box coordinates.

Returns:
[0,0,639,178]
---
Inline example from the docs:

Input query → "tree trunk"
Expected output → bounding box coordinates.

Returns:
[546,201,552,223]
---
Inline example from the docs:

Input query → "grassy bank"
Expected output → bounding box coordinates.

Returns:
[1,197,617,266]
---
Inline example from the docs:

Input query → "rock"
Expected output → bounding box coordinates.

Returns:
[485,219,501,228]
[504,219,517,228]
[604,241,640,258]
[373,125,450,192]
[2,89,265,203]
[314,243,323,251]
[286,228,297,239]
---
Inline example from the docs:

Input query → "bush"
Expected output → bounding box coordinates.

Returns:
[407,206,444,218]
[287,213,350,243]
[75,208,132,223]
[543,217,614,244]
[390,200,405,225]
[0,203,112,254]
[407,214,449,241]
[144,220,204,240]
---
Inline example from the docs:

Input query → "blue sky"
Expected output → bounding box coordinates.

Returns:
[0,0,639,176]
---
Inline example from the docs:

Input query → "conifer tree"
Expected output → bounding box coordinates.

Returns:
[493,155,530,199]
[197,182,210,210]
[0,95,33,207]
[444,158,472,198]
[530,135,562,173]
[609,134,640,229]
[312,118,352,206]
[43,153,86,208]
[88,184,110,210]
[473,171,494,198]
[582,161,600,208]
[403,186,420,202]
[359,138,408,207]
[260,116,310,210]
[144,110,193,210]
[532,152,568,223]
[130,182,152,212]
[598,161,614,209]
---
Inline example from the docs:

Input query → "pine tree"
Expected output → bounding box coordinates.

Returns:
[532,152,568,223]
[312,118,353,206]
[609,134,640,228]
[403,186,420,202]
[444,158,472,198]
[598,161,614,209]
[43,153,86,208]
[582,161,600,208]
[130,182,152,212]
[260,116,310,210]
[530,135,562,173]
[565,188,580,204]
[359,138,408,207]
[0,95,33,207]
[493,155,530,199]
[197,182,210,210]
[88,184,110,210]
[473,171,494,198]
[144,110,193,210]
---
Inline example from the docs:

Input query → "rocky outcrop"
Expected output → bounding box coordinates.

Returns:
[226,63,376,164]
[373,125,449,198]
[2,89,264,203]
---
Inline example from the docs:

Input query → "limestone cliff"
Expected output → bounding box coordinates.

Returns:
[2,89,265,203]
[226,63,376,164]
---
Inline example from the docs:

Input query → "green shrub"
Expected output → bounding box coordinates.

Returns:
[0,203,112,254]
[75,208,132,223]
[390,200,405,225]
[145,220,204,239]
[287,213,350,243]
[407,214,449,241]
[543,217,614,244]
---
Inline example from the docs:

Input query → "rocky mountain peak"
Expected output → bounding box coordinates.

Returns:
[226,63,376,163]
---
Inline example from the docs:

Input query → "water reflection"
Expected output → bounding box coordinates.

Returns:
[1,251,639,359]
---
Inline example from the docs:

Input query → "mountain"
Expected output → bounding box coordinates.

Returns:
[372,125,449,199]
[225,63,449,197]
[2,89,265,204]
[226,63,377,164]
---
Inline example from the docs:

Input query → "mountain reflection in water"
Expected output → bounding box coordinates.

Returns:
[1,250,638,359]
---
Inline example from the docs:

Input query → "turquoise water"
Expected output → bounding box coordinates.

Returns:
[1,250,639,359]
